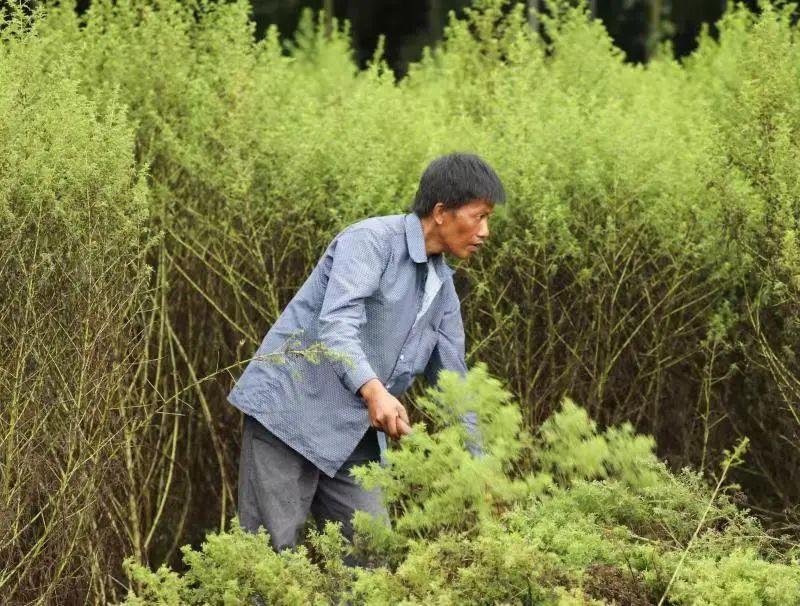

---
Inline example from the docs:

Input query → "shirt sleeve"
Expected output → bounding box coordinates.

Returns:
[318,227,386,395]
[423,278,483,456]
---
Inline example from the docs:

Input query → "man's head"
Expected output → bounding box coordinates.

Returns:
[412,153,506,260]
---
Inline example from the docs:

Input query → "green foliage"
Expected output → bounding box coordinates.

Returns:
[121,520,366,605]
[5,0,800,601]
[119,367,800,605]
[122,522,334,605]
[536,398,661,489]
[351,364,535,544]
[666,547,800,606]
[0,3,150,601]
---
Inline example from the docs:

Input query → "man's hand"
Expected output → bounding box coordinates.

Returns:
[358,379,412,440]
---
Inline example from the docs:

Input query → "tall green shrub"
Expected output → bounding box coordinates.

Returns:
[0,7,149,603]
[4,0,800,601]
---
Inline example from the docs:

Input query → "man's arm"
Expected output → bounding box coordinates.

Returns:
[318,228,384,394]
[317,228,411,439]
[424,279,483,455]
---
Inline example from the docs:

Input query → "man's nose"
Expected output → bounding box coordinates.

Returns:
[478,218,490,239]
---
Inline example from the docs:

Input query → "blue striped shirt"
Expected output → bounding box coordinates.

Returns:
[227,212,474,477]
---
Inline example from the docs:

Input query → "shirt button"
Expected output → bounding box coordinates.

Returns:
[399,354,405,361]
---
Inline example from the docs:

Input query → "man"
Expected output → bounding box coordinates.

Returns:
[228,152,506,556]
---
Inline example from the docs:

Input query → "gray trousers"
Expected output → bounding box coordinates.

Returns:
[237,414,389,558]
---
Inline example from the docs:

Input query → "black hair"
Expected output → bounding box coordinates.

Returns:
[410,152,506,218]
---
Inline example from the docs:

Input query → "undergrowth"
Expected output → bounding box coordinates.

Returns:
[120,365,800,605]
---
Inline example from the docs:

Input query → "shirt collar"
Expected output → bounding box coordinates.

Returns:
[404,212,428,264]
[403,212,456,278]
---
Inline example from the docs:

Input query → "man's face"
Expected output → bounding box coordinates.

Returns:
[437,198,494,259]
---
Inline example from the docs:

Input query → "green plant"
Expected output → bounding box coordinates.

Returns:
[119,366,800,605]
[4,0,800,601]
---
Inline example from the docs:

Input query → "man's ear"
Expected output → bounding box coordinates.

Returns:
[432,201,447,225]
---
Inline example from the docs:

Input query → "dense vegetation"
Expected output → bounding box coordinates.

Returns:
[120,365,800,605]
[1,0,799,603]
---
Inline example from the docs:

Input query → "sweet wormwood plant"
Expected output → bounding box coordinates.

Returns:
[120,365,800,605]
[6,0,800,601]
[258,331,356,382]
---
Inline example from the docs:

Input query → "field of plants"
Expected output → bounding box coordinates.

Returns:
[1,0,799,603]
